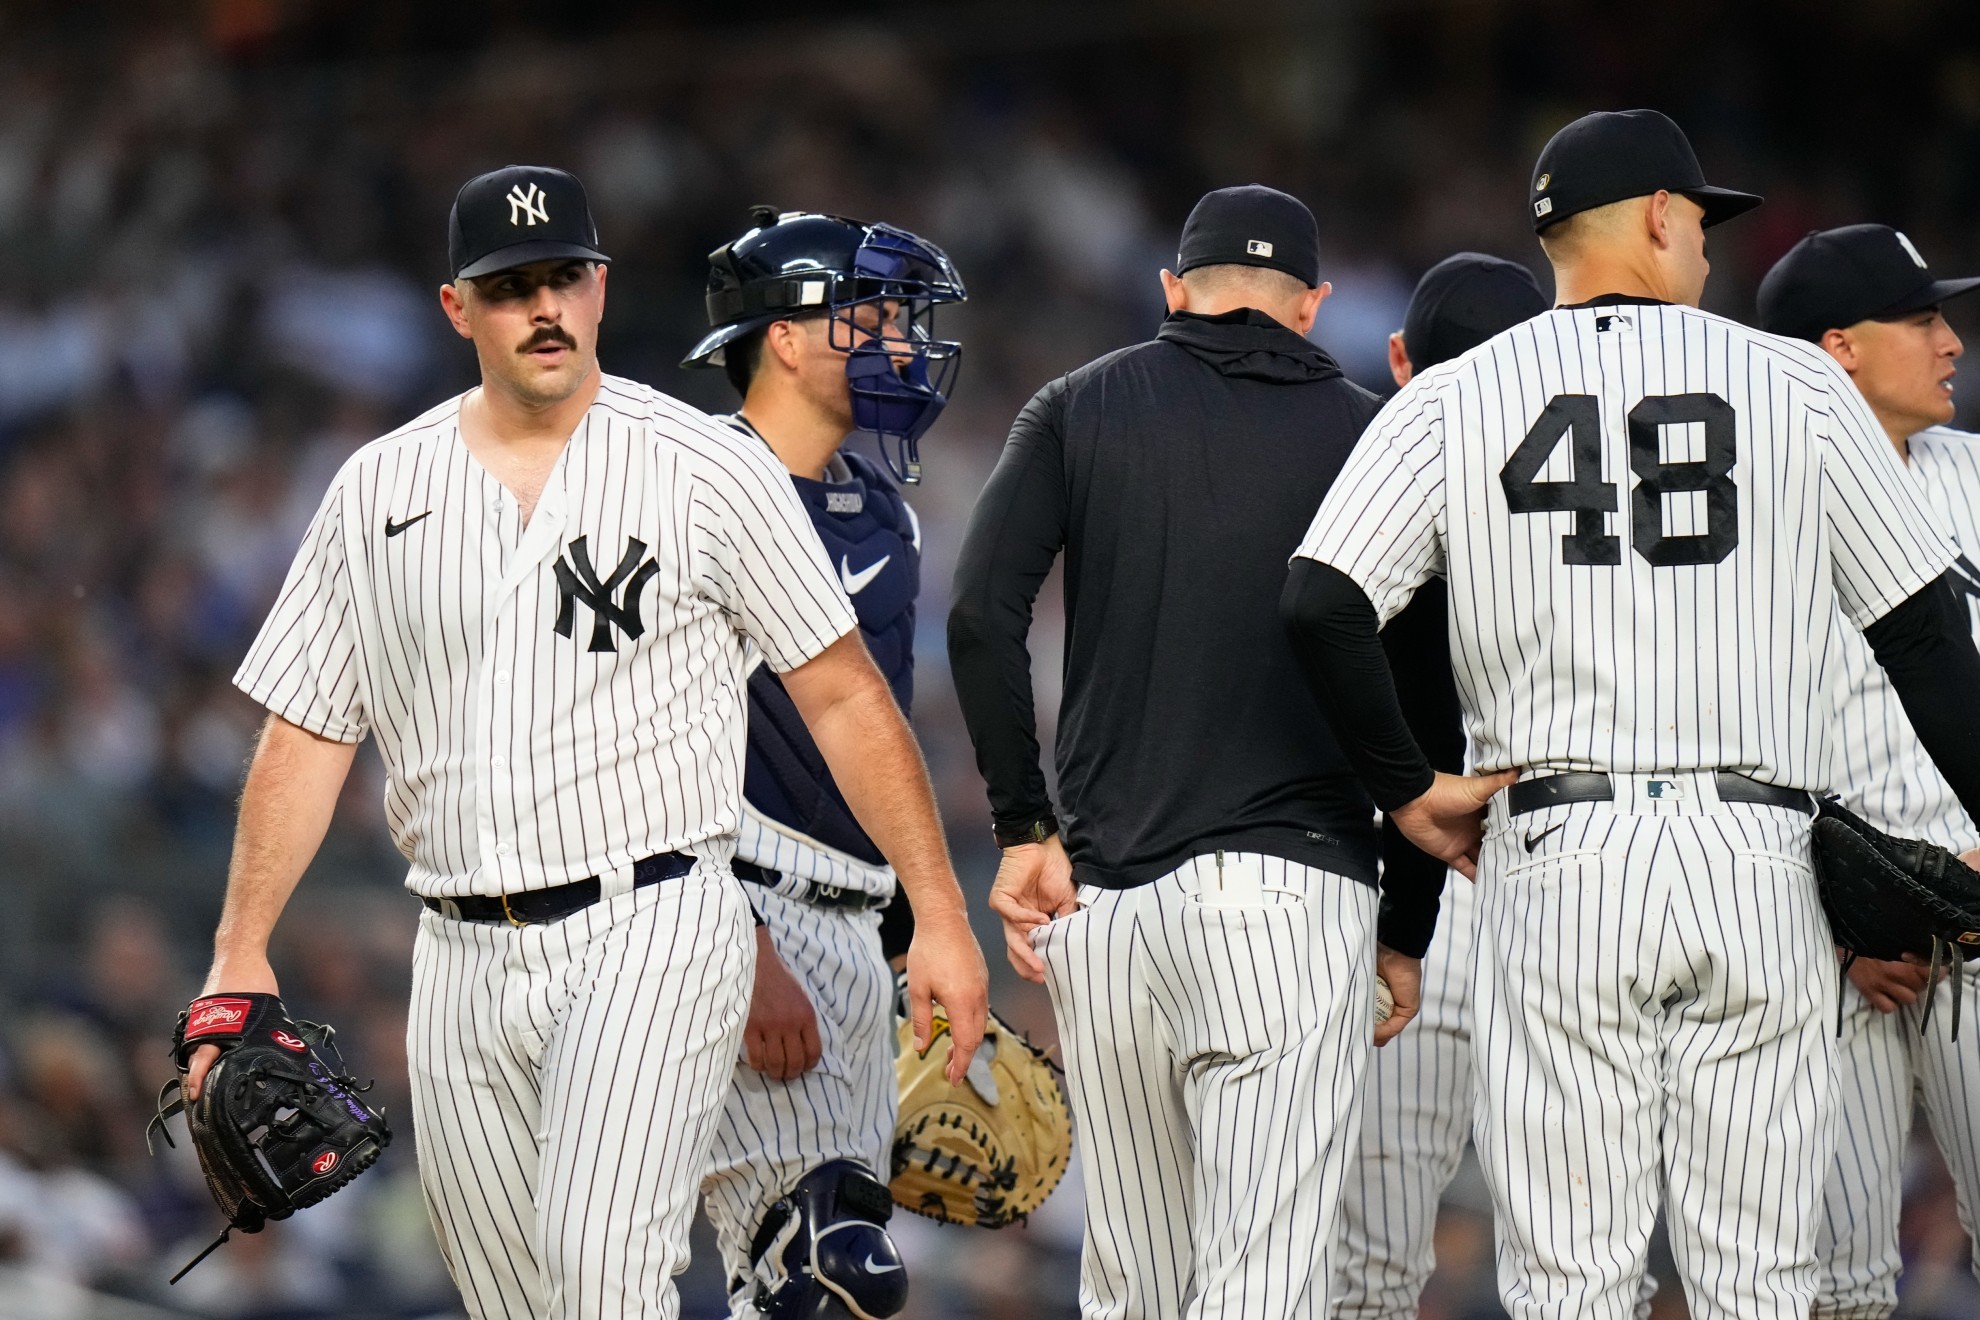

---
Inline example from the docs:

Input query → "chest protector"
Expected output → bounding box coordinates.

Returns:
[745,447,919,865]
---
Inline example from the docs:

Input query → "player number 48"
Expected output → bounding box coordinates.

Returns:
[1500,391,1738,567]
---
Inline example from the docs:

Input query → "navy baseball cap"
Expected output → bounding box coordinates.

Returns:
[1756,224,1980,342]
[1402,253,1549,372]
[1530,110,1761,233]
[448,165,611,280]
[1175,184,1321,288]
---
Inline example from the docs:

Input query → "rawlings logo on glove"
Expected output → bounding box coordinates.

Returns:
[146,993,391,1281]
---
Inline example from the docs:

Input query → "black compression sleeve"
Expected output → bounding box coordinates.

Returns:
[877,890,914,962]
[1376,580,1466,956]
[1862,571,1980,825]
[1280,558,1435,812]
[947,381,1071,829]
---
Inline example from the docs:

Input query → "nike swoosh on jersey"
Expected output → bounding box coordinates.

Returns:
[840,553,891,595]
[385,511,433,538]
[1523,822,1566,853]
[862,1255,903,1275]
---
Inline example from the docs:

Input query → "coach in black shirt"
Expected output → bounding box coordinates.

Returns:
[948,185,1428,1318]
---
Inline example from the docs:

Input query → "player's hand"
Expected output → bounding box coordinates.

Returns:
[1390,769,1521,880]
[1961,848,1980,869]
[987,835,1075,983]
[1373,944,1421,1047]
[743,926,821,1080]
[1845,951,1935,1014]
[184,956,280,1102]
[905,904,989,1087]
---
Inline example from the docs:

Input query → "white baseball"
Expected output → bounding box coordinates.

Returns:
[1374,974,1395,1025]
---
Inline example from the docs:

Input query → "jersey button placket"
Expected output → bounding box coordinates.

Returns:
[475,486,521,886]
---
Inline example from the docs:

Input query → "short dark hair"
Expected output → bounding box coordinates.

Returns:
[721,311,828,398]
[722,326,767,397]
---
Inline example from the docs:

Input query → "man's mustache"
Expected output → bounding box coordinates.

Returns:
[520,327,578,353]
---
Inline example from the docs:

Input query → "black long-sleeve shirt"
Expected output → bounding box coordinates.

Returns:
[948,308,1452,946]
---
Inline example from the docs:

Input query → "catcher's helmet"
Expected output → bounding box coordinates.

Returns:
[682,207,965,484]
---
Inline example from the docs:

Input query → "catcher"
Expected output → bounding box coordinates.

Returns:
[145,992,391,1279]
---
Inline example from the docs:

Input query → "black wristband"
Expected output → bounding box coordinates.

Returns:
[993,814,1059,849]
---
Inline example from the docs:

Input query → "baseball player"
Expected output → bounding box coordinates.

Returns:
[1331,252,1551,1319]
[1284,110,1980,1319]
[180,166,987,1320]
[951,185,1439,1320]
[1756,224,1980,1317]
[678,207,964,1318]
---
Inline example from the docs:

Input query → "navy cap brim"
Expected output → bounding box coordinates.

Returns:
[1874,275,1980,320]
[456,238,611,280]
[1683,185,1764,229]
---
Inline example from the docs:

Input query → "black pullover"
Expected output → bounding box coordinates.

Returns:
[949,307,1452,952]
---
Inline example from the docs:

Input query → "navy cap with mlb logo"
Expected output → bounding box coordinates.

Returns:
[1174,184,1321,288]
[1756,224,1980,343]
[1528,109,1761,234]
[448,165,612,280]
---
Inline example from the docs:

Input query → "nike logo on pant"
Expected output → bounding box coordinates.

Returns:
[1523,822,1566,853]
[840,554,890,595]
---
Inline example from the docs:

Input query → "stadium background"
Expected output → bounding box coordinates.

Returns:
[2,1,1979,1315]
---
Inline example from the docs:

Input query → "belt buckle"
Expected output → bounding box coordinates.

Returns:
[500,893,530,928]
[814,883,847,905]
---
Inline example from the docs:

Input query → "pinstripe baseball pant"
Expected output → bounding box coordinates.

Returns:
[407,863,753,1320]
[701,889,896,1317]
[1471,779,1837,1320]
[1034,850,1378,1320]
[1815,974,1980,1316]
[1334,873,1658,1320]
[1333,872,1477,1318]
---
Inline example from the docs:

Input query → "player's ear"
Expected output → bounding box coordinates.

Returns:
[1388,331,1413,388]
[439,282,473,340]
[763,319,806,373]
[1644,191,1673,250]
[1819,326,1859,373]
[1292,280,1330,336]
[1160,269,1189,315]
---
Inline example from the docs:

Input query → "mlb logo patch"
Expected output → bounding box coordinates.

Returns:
[1246,239,1273,257]
[1534,198,1554,218]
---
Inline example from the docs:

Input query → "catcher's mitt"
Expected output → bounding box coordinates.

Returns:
[1813,796,1980,1038]
[145,993,391,1280]
[889,988,1072,1228]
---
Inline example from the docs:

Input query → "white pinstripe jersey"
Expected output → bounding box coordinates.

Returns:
[1829,425,1980,851]
[1297,300,1955,787]
[235,373,858,898]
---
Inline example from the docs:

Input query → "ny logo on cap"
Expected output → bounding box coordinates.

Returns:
[1246,239,1274,257]
[507,182,550,227]
[1895,230,1928,270]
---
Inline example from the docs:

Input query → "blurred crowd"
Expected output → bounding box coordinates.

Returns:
[4,2,1980,1315]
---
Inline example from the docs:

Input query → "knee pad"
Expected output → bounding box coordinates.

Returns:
[746,1159,907,1319]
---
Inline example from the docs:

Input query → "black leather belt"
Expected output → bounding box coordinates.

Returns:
[421,851,696,926]
[731,858,889,912]
[1506,771,1815,819]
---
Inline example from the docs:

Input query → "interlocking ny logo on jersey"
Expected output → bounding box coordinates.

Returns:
[553,535,659,652]
[507,182,549,227]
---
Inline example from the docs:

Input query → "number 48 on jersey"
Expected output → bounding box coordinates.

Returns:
[1501,392,1739,567]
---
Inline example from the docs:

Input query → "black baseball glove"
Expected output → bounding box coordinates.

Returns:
[146,993,391,1280]
[1812,796,1980,1037]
